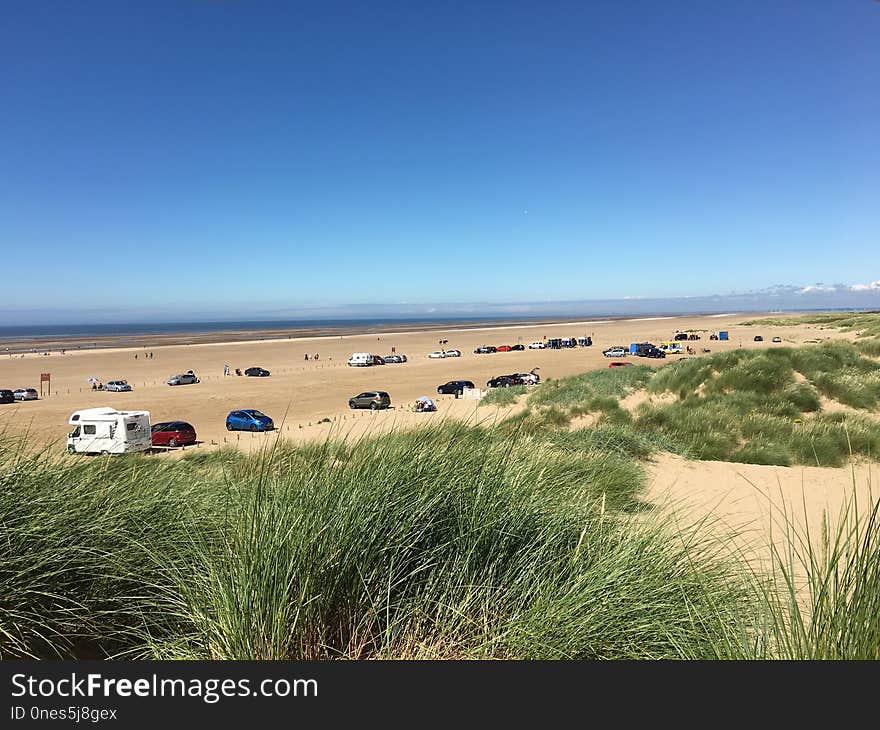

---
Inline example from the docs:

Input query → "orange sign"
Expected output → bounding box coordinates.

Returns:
[40,373,50,382]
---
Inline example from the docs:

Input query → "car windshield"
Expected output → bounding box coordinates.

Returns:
[249,411,267,418]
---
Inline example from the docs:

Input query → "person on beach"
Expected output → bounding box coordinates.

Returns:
[304,353,309,361]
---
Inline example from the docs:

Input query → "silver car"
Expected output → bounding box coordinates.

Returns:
[13,388,38,401]
[105,380,132,392]
[167,371,200,386]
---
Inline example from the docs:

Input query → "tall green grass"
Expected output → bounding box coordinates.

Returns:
[0,425,746,660]
[1,424,879,659]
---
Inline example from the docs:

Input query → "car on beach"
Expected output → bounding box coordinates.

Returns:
[151,421,197,448]
[772,336,783,343]
[428,351,446,359]
[609,361,633,368]
[487,375,521,388]
[510,344,525,351]
[496,345,512,352]
[13,388,39,401]
[0,389,15,404]
[753,335,764,342]
[603,347,628,357]
[474,345,497,354]
[383,354,408,363]
[437,380,475,396]
[226,409,274,432]
[244,367,271,377]
[516,370,540,385]
[349,391,392,410]
[443,349,462,357]
[166,371,199,386]
[105,381,132,392]
[528,342,545,349]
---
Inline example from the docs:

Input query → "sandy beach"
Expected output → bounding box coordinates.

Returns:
[0,311,852,451]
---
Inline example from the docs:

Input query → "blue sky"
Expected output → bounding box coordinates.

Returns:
[2,1,878,323]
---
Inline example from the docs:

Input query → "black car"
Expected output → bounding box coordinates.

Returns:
[510,344,525,351]
[474,345,497,354]
[487,375,520,388]
[643,347,666,359]
[754,335,763,342]
[437,380,475,396]
[349,391,392,410]
[244,367,271,377]
[0,389,14,404]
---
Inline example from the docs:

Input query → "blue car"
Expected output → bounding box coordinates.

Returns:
[225,409,274,432]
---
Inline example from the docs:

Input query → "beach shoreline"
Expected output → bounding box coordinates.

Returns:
[0,312,742,355]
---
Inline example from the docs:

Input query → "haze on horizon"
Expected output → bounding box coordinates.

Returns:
[2,1,878,323]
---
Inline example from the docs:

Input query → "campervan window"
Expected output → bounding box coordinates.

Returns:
[83,425,96,435]
[126,423,138,432]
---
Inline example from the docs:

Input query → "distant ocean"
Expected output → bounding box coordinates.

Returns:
[0,317,559,342]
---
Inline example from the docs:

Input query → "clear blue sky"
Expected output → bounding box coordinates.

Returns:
[2,1,878,323]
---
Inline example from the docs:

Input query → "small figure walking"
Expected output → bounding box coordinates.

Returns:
[314,353,319,361]
[224,364,230,376]
[304,353,309,361]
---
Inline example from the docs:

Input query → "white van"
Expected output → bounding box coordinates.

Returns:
[67,407,152,455]
[347,352,376,367]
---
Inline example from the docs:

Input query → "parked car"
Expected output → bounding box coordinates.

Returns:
[428,351,446,359]
[644,347,666,359]
[105,381,132,392]
[151,421,197,448]
[497,345,512,352]
[167,371,199,386]
[437,380,475,396]
[753,335,764,342]
[673,333,689,341]
[474,345,497,354]
[609,361,633,368]
[384,354,408,363]
[226,409,274,431]
[516,370,540,385]
[244,367,271,377]
[348,391,392,410]
[13,388,39,401]
[443,349,462,357]
[528,341,545,349]
[772,336,782,343]
[510,344,525,351]
[603,347,628,358]
[487,375,520,388]
[0,389,15,404]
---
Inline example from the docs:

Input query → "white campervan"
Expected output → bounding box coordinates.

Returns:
[67,407,152,455]
[347,352,375,367]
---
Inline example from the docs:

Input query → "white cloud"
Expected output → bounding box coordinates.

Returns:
[849,280,880,291]
[798,284,838,294]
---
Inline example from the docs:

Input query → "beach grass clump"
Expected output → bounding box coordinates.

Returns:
[755,481,880,659]
[529,365,653,410]
[0,424,751,660]
[0,442,217,658]
[855,338,880,358]
[148,426,748,660]
[479,384,527,407]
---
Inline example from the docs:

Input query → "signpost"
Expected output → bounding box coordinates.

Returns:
[40,372,50,397]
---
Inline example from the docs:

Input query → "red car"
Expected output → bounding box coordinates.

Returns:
[608,361,633,368]
[497,345,512,352]
[151,421,197,448]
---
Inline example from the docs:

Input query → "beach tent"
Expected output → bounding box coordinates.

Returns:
[415,396,437,412]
